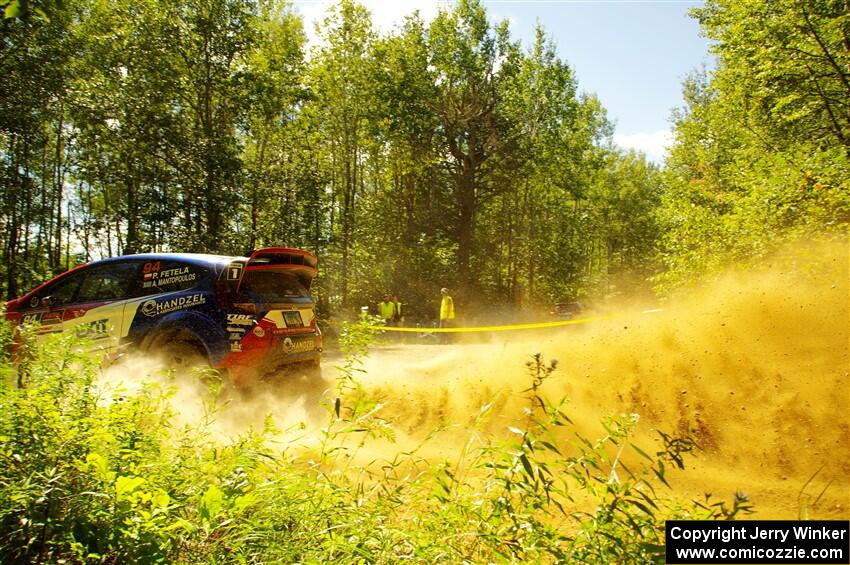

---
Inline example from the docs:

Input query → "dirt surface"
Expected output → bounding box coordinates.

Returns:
[106,239,849,519]
[340,240,848,519]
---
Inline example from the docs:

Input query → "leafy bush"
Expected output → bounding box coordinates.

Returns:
[0,322,749,564]
[657,144,850,292]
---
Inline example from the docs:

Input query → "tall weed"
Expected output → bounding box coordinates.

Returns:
[0,321,750,564]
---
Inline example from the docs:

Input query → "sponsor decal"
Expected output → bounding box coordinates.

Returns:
[75,318,109,340]
[22,310,63,334]
[141,294,207,317]
[41,311,63,326]
[230,342,243,352]
[226,314,254,326]
[142,266,197,289]
[252,326,266,338]
[141,300,157,317]
[282,337,315,354]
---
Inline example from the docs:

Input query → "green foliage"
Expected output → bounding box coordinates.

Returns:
[660,141,850,290]
[0,321,752,563]
[6,0,845,314]
[2,0,661,320]
[694,0,850,149]
[658,1,850,291]
[0,0,78,296]
[1,0,53,22]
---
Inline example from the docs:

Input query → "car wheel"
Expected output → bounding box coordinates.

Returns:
[268,360,321,381]
[300,354,322,378]
[150,331,209,373]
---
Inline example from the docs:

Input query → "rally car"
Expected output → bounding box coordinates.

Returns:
[4,248,322,385]
[550,301,583,320]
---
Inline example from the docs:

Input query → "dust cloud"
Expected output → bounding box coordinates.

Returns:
[102,238,849,519]
[97,354,331,444]
[360,238,849,519]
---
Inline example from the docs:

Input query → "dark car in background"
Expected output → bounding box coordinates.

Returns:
[550,301,583,320]
[4,247,322,385]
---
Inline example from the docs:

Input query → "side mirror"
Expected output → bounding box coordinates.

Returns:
[41,296,53,308]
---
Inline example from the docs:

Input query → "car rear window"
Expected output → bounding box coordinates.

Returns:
[238,270,309,303]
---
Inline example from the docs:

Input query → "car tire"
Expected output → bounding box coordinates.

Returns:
[149,331,210,373]
[300,354,321,378]
[274,359,322,381]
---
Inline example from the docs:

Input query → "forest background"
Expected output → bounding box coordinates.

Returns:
[1,0,848,321]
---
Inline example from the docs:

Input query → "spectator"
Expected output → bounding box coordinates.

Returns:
[378,294,396,326]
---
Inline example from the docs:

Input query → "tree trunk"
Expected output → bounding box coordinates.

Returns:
[53,112,64,269]
[5,136,20,298]
[456,165,475,295]
[125,173,139,254]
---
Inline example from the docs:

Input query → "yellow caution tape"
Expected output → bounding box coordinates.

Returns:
[374,309,663,333]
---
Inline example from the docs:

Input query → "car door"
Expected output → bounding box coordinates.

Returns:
[62,261,140,352]
[118,259,213,346]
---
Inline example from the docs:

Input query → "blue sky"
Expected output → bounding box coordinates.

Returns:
[294,0,714,162]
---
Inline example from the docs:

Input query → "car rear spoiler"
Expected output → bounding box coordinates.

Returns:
[221,247,318,294]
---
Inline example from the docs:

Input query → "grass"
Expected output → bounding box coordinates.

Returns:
[0,319,752,564]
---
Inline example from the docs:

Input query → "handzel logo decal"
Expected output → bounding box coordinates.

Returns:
[141,294,207,317]
[282,337,315,354]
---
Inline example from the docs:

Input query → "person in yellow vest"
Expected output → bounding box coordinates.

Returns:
[439,288,455,342]
[378,295,396,326]
[391,294,403,326]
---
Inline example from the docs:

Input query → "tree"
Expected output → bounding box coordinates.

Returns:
[0,0,76,296]
[71,0,185,256]
[694,0,850,152]
[307,0,377,307]
[427,0,521,297]
[171,0,258,252]
[658,1,850,290]
[239,0,307,251]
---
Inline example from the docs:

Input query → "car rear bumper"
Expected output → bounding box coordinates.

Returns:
[218,330,322,384]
